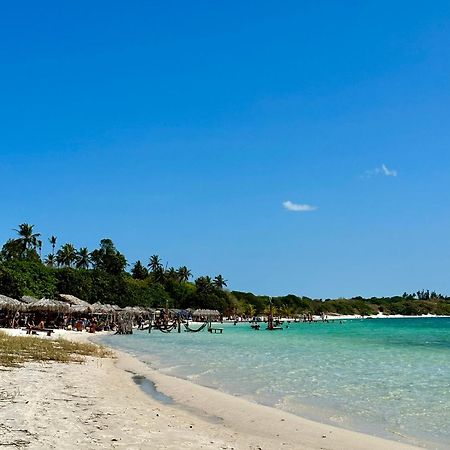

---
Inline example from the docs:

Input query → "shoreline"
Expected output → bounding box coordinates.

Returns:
[0,328,424,449]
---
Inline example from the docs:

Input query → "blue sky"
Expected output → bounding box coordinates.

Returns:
[1,1,450,298]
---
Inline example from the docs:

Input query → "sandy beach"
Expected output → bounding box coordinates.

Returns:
[0,328,424,450]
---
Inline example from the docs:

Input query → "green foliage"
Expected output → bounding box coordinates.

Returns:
[131,260,148,280]
[1,260,56,298]
[90,239,127,275]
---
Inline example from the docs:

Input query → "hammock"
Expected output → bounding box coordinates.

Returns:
[154,320,178,333]
[184,321,208,333]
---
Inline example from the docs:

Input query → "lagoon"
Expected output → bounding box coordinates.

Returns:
[101,317,450,448]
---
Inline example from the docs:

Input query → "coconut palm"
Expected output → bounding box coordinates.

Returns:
[195,276,214,295]
[49,235,57,255]
[148,254,162,272]
[177,266,192,283]
[44,253,55,267]
[165,267,178,281]
[13,223,40,251]
[56,243,77,267]
[213,274,227,289]
[131,260,148,280]
[76,247,91,269]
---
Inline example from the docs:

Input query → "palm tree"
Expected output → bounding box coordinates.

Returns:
[13,223,40,252]
[76,247,91,269]
[56,243,77,267]
[177,266,192,283]
[44,253,55,267]
[148,254,162,272]
[213,274,227,289]
[166,267,177,281]
[37,239,42,257]
[195,276,214,296]
[49,236,57,255]
[131,260,148,280]
[148,254,165,283]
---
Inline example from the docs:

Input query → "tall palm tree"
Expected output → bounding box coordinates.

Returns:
[177,266,192,283]
[213,274,228,289]
[76,247,91,269]
[148,254,162,272]
[56,243,77,267]
[148,255,165,283]
[13,223,40,251]
[49,236,57,255]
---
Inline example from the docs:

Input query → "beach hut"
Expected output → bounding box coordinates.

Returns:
[0,294,24,311]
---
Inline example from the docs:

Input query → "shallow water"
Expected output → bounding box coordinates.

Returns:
[101,318,450,448]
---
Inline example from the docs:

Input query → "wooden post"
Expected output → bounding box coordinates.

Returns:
[268,297,273,330]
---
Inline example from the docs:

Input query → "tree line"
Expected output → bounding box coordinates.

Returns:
[1,223,449,316]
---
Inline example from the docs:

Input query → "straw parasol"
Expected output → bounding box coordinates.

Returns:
[58,293,91,308]
[0,294,24,311]
[27,298,70,313]
[90,302,114,314]
[69,304,91,314]
[193,309,220,318]
[21,295,39,304]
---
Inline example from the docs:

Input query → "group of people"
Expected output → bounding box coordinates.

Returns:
[0,310,117,333]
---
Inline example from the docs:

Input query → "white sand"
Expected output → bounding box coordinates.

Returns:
[0,328,422,449]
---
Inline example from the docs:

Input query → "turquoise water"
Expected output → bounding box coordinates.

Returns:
[101,318,450,448]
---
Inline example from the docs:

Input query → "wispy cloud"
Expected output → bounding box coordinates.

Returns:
[363,164,398,179]
[282,200,317,212]
[380,164,397,177]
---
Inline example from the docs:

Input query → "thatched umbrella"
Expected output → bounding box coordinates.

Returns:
[0,294,24,311]
[59,294,91,308]
[90,302,112,314]
[69,304,91,314]
[193,309,220,318]
[21,295,39,304]
[27,298,70,313]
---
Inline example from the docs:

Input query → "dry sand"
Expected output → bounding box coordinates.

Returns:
[0,329,422,449]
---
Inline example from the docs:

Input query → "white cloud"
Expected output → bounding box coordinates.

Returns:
[363,164,398,178]
[282,200,317,212]
[381,164,397,177]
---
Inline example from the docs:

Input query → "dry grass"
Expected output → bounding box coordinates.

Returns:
[0,331,111,367]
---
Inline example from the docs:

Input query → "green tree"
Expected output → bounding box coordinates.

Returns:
[131,260,148,280]
[213,274,227,289]
[148,255,162,272]
[49,235,57,255]
[44,253,55,267]
[56,243,77,267]
[90,239,127,275]
[177,266,191,283]
[13,223,40,252]
[195,276,214,296]
[76,247,91,269]
[1,239,26,261]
